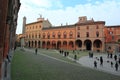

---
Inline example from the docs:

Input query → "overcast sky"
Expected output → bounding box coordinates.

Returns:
[16,0,120,34]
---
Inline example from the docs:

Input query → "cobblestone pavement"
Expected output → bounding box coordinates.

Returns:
[77,54,120,76]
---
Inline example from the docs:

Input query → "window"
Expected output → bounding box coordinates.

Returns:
[32,34,34,38]
[77,32,80,38]
[86,32,89,37]
[96,25,99,29]
[58,32,61,38]
[112,36,114,40]
[78,27,80,30]
[35,34,37,38]
[69,31,73,38]
[52,32,55,38]
[47,32,50,39]
[43,33,45,39]
[87,26,89,29]
[109,31,113,35]
[96,31,99,37]
[63,31,67,38]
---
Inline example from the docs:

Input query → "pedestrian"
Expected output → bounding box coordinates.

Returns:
[107,50,109,58]
[115,62,119,71]
[114,55,117,61]
[35,48,37,55]
[100,56,103,66]
[74,54,77,61]
[94,61,97,68]
[111,61,113,68]
[110,53,113,58]
[118,58,120,64]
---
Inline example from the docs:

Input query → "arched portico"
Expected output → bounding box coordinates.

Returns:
[75,40,82,49]
[84,39,92,50]
[69,41,74,50]
[93,39,102,52]
[57,41,61,49]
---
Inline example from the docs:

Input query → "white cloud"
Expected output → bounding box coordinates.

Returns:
[16,0,120,34]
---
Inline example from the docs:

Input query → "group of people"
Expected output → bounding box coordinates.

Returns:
[94,54,120,71]
[59,50,77,61]
[59,50,69,57]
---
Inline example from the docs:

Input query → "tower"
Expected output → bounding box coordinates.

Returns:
[22,16,26,34]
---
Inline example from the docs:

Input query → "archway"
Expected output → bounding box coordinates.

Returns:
[57,41,61,49]
[31,41,34,47]
[52,41,56,49]
[47,41,50,49]
[93,39,102,52]
[84,39,92,50]
[69,41,74,49]
[35,41,37,48]
[28,41,30,47]
[42,41,46,48]
[63,41,67,49]
[38,41,41,48]
[75,40,82,48]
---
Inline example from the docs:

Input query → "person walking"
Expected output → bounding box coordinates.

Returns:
[115,62,119,71]
[74,54,77,61]
[118,58,120,64]
[35,48,38,55]
[100,56,103,66]
[111,61,113,68]
[114,55,117,61]
[94,61,97,68]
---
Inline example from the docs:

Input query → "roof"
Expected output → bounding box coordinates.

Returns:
[42,24,75,30]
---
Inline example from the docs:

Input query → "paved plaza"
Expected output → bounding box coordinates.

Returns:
[77,53,120,76]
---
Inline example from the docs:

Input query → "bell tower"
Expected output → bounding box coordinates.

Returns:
[22,16,26,34]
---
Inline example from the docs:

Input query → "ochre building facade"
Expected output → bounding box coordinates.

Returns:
[24,16,111,52]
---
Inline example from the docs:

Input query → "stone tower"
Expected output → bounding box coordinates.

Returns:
[22,16,26,34]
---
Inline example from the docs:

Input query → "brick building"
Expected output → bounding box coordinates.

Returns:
[0,0,20,79]
[104,25,120,52]
[24,16,107,52]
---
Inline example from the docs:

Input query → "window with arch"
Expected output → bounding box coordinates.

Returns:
[52,32,55,38]
[43,33,45,39]
[32,34,34,38]
[63,31,67,38]
[47,32,50,39]
[96,31,99,37]
[96,25,99,29]
[39,25,41,28]
[69,31,73,38]
[87,26,89,29]
[77,32,80,38]
[78,27,80,30]
[86,32,89,37]
[58,32,61,38]
[35,34,37,38]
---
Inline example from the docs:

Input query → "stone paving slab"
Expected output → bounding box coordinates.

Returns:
[77,54,120,76]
